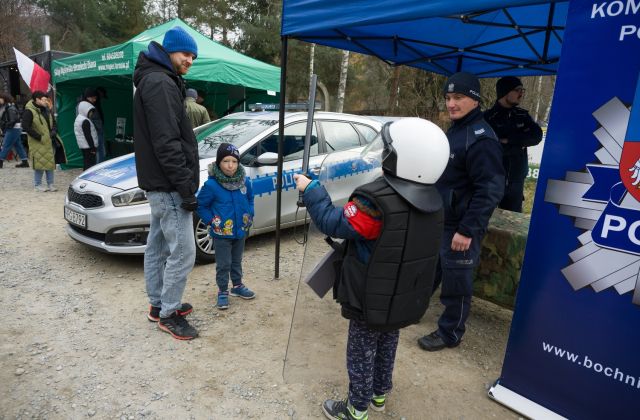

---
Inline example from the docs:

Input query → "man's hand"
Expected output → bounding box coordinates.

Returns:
[500,138,509,144]
[629,159,640,185]
[293,173,311,192]
[451,232,472,252]
[181,195,198,211]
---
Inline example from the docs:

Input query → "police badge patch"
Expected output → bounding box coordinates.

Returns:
[545,80,640,306]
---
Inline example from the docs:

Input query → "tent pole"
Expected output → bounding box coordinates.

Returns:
[275,36,288,279]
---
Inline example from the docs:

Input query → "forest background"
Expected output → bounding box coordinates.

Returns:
[1,0,556,127]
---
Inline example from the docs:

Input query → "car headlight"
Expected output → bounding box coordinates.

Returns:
[112,188,148,207]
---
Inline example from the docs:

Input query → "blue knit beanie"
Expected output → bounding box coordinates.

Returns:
[162,27,198,58]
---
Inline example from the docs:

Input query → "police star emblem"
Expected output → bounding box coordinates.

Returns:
[448,83,454,92]
[545,84,640,306]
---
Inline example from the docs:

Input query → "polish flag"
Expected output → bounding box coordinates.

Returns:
[13,48,51,93]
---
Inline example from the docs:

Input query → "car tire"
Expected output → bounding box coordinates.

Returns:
[193,214,216,264]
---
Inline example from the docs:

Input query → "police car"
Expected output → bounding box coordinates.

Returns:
[64,111,384,263]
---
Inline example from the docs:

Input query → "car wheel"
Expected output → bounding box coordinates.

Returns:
[194,215,216,264]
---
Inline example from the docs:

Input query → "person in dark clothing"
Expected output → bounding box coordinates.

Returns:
[294,118,450,420]
[418,72,505,352]
[484,76,543,212]
[0,92,28,168]
[74,101,98,170]
[133,26,200,340]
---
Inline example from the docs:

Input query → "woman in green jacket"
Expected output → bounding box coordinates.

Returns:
[23,91,57,192]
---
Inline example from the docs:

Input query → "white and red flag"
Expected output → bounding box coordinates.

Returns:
[13,48,51,93]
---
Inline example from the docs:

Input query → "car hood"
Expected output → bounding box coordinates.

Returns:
[78,153,211,191]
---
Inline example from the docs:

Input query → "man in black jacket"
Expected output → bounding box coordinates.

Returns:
[418,72,505,352]
[485,76,543,212]
[133,26,200,340]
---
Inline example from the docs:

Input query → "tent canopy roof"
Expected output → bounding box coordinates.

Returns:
[281,0,568,77]
[53,18,280,92]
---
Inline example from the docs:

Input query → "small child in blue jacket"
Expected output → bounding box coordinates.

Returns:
[197,143,255,310]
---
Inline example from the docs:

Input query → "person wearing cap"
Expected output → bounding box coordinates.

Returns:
[133,26,200,340]
[485,76,543,212]
[185,88,210,128]
[197,143,255,311]
[418,72,505,352]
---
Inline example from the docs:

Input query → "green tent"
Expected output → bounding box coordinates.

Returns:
[52,18,280,168]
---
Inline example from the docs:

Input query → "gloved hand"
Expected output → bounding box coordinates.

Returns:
[629,159,640,185]
[181,195,198,211]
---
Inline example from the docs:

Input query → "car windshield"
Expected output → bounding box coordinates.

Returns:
[196,118,277,158]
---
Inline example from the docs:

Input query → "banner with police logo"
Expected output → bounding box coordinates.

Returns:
[490,1,640,419]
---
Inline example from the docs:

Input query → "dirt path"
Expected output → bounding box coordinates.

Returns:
[0,166,518,419]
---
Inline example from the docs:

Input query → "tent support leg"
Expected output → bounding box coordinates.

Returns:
[275,36,288,279]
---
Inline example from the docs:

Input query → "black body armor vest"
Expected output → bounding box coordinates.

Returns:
[336,178,444,331]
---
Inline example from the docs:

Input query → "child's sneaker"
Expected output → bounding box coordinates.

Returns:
[229,284,256,300]
[369,394,386,412]
[322,399,368,420]
[217,291,229,310]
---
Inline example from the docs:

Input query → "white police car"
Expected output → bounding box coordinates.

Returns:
[64,111,384,263]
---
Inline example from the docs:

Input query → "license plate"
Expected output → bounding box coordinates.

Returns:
[64,206,87,228]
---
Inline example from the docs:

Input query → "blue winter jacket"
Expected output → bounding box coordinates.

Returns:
[197,176,254,240]
[303,184,375,264]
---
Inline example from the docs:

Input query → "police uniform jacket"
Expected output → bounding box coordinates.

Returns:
[132,41,200,199]
[484,102,542,182]
[437,106,505,238]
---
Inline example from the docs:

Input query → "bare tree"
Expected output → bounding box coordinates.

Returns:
[335,49,350,113]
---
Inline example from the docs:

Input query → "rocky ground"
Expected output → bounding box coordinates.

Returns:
[0,165,519,419]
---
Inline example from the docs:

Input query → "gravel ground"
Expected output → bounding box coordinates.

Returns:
[0,165,519,419]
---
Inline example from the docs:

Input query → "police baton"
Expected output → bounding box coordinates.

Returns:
[297,73,318,207]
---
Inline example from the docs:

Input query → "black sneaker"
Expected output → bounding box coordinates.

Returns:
[322,399,368,420]
[417,330,460,352]
[147,303,193,322]
[15,160,29,168]
[158,312,199,340]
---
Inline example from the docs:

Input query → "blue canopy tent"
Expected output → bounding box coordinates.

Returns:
[273,0,568,277]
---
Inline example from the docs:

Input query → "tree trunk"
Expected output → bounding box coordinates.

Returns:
[335,49,350,113]
[543,77,556,124]
[534,76,543,122]
[387,66,401,114]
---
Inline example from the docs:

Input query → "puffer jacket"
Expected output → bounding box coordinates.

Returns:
[74,101,98,150]
[196,171,254,240]
[23,100,55,171]
[133,41,199,198]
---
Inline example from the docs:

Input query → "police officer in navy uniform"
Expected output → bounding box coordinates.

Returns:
[484,76,543,212]
[418,72,505,352]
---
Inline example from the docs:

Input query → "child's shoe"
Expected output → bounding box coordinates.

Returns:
[369,394,386,412]
[217,291,229,310]
[322,399,368,420]
[229,284,256,300]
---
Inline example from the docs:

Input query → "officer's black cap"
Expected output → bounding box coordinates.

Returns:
[443,72,481,101]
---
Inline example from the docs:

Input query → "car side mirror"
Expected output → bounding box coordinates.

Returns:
[256,152,279,165]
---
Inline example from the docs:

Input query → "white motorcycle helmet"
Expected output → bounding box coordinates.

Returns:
[381,118,450,212]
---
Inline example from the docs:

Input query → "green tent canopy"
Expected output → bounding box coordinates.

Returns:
[52,18,280,168]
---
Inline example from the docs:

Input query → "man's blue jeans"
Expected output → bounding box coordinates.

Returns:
[145,191,196,318]
[0,128,27,161]
[213,237,245,292]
